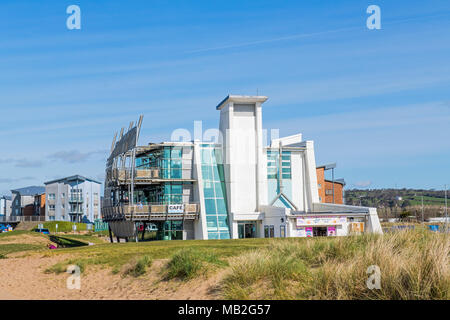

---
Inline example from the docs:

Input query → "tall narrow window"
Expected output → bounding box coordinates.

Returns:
[200,144,230,240]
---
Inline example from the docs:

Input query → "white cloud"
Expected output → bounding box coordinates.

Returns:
[48,150,108,164]
[353,180,373,188]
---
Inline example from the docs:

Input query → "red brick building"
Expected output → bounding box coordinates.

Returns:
[316,166,345,204]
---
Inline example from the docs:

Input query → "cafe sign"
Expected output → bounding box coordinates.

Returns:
[168,204,184,214]
[296,216,347,227]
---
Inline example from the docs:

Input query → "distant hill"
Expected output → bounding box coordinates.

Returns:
[345,189,448,220]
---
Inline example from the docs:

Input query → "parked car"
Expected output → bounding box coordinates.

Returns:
[146,224,158,232]
[35,228,50,235]
[137,223,158,232]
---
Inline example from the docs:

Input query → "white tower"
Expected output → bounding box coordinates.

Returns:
[217,95,268,239]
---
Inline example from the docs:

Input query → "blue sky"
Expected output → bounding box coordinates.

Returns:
[0,0,449,195]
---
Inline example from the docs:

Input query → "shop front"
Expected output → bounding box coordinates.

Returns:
[293,215,351,237]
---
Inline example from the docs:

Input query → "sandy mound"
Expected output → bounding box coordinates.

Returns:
[0,234,50,246]
[0,254,224,300]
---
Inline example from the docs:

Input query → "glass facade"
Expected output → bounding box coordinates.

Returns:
[267,149,293,208]
[134,146,190,205]
[267,150,292,180]
[200,144,231,240]
[157,220,183,240]
[136,146,183,179]
[162,147,182,179]
[132,182,185,204]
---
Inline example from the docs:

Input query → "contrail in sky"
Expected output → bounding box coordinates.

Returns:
[185,11,450,54]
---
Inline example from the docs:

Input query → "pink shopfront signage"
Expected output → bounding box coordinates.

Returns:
[296,216,346,227]
[327,226,336,236]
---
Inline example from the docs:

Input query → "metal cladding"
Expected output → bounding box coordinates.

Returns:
[107,115,143,167]
[108,127,138,165]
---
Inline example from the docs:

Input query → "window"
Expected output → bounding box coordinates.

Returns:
[49,205,55,211]
[318,183,322,189]
[266,150,291,179]
[162,183,183,204]
[217,215,229,230]
[264,225,275,238]
[281,151,292,179]
[61,193,65,198]
[206,216,218,229]
[48,194,56,200]
[201,145,230,239]
[161,146,183,179]
[325,189,333,195]
[280,225,286,238]
[205,199,216,215]
[61,204,65,209]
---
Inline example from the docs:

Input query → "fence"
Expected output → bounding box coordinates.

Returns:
[102,203,200,222]
[94,219,109,232]
[0,216,46,223]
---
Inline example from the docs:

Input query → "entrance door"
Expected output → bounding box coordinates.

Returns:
[245,223,256,238]
[313,227,328,237]
[238,222,257,239]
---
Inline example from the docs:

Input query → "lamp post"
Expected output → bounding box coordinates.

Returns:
[322,163,337,203]
[421,195,424,225]
[359,195,366,206]
[445,185,448,233]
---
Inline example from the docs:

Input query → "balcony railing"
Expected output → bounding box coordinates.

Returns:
[102,203,200,221]
[69,210,83,215]
[69,196,83,203]
[106,168,193,183]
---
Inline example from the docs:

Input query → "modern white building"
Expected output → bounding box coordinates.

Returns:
[45,175,102,223]
[103,95,382,241]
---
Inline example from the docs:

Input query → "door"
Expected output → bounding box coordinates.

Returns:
[245,223,256,238]
[238,223,245,239]
[238,222,257,239]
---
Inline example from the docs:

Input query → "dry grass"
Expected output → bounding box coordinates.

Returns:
[123,255,153,277]
[165,248,228,281]
[222,230,449,300]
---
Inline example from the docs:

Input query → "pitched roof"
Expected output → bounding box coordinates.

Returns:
[44,175,101,185]
[325,179,346,186]
[11,186,45,196]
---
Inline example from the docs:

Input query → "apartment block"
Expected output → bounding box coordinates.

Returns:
[10,186,45,217]
[45,175,102,222]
